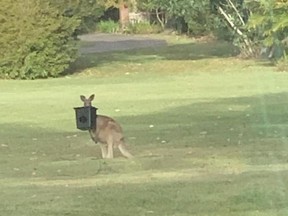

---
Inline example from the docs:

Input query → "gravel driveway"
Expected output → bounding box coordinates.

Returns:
[79,33,167,54]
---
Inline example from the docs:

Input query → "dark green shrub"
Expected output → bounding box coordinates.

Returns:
[49,0,105,34]
[0,0,80,79]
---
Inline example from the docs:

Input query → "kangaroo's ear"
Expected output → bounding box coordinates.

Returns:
[89,94,95,101]
[80,95,86,102]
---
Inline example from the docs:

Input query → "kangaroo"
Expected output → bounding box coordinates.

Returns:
[80,94,133,159]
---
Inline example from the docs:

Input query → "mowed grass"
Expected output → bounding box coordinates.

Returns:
[1,35,288,216]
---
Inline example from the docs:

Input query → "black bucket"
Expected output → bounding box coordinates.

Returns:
[74,106,97,130]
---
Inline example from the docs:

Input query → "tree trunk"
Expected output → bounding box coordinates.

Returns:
[156,8,165,29]
[119,0,129,31]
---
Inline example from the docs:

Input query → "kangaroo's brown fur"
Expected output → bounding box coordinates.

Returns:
[80,94,133,159]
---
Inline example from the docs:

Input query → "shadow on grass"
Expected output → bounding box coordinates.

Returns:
[75,169,288,216]
[79,39,167,54]
[2,91,287,166]
[117,91,288,165]
[67,41,239,74]
[0,122,90,156]
[2,91,288,149]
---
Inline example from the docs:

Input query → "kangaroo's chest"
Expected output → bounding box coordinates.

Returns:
[89,127,113,144]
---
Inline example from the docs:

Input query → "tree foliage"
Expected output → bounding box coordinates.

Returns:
[247,0,288,59]
[208,0,257,57]
[137,0,169,29]
[138,0,214,35]
[137,0,287,60]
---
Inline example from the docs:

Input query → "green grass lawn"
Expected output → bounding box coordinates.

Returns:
[1,35,288,216]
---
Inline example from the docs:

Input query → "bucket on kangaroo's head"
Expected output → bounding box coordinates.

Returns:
[74,106,97,130]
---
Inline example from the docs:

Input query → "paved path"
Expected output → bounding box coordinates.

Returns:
[79,33,167,54]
